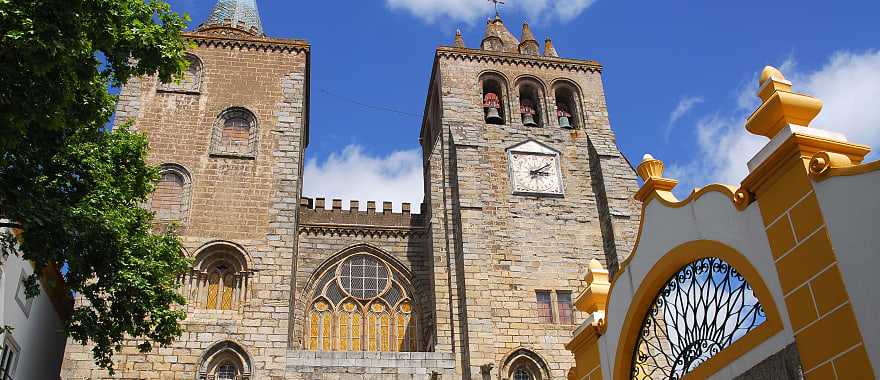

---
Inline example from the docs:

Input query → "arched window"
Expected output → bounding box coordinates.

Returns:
[182,242,252,311]
[553,83,581,129]
[630,257,767,380]
[151,164,191,222]
[517,80,545,128]
[158,54,202,93]
[502,349,550,380]
[210,107,258,158]
[198,341,252,380]
[481,75,507,125]
[305,251,419,352]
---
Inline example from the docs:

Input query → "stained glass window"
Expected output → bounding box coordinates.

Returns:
[305,252,418,352]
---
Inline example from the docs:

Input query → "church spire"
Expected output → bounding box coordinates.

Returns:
[544,37,559,57]
[198,0,265,36]
[518,23,539,55]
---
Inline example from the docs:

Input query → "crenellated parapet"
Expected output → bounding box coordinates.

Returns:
[298,197,426,238]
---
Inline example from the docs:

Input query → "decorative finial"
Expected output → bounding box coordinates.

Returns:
[454,29,465,48]
[745,65,823,138]
[488,0,505,19]
[637,154,664,181]
[544,38,559,57]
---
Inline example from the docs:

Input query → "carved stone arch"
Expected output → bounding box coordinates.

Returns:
[152,163,193,222]
[303,243,414,295]
[549,78,584,129]
[185,241,255,311]
[479,70,512,125]
[499,347,552,380]
[514,76,549,127]
[197,340,253,380]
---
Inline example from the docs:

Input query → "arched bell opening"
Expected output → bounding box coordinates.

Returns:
[481,75,508,125]
[517,82,544,128]
[553,84,581,129]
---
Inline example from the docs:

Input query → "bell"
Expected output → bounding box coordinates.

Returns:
[485,107,503,124]
[558,115,572,128]
[522,114,538,127]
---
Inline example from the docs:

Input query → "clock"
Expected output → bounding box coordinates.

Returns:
[507,140,564,195]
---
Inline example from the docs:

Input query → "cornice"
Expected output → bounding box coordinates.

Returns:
[435,46,602,73]
[183,31,310,54]
[299,223,427,239]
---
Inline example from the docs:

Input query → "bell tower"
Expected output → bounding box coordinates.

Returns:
[420,16,641,379]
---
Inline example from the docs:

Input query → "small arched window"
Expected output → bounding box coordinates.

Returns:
[151,164,191,222]
[481,75,507,125]
[198,341,252,380]
[553,83,581,129]
[210,107,258,159]
[305,251,419,352]
[630,257,767,379]
[158,54,202,93]
[184,243,252,311]
[518,81,545,128]
[502,349,550,380]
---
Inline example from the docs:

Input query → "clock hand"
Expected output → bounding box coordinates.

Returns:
[530,163,551,175]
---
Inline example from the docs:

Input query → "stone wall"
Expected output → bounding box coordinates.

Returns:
[421,46,641,379]
[286,351,455,379]
[61,32,310,380]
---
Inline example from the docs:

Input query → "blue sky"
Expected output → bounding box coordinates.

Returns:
[168,0,880,207]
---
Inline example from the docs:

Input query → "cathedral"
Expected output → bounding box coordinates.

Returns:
[61,0,641,378]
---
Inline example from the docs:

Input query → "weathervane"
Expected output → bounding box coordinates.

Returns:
[488,0,505,18]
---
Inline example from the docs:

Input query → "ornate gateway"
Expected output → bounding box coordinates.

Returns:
[631,257,767,379]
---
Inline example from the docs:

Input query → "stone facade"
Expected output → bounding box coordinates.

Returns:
[61,2,640,379]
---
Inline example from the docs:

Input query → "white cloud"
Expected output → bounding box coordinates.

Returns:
[668,50,880,192]
[665,96,704,140]
[385,0,595,24]
[302,145,425,212]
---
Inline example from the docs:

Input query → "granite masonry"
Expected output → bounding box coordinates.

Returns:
[61,1,640,379]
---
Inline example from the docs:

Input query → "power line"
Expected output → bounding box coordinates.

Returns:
[317,88,422,118]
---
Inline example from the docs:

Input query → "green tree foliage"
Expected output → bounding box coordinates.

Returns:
[0,0,193,372]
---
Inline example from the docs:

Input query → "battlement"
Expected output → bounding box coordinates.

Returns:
[298,198,426,229]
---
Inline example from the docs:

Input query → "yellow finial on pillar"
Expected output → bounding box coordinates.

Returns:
[745,65,823,139]
[634,154,678,202]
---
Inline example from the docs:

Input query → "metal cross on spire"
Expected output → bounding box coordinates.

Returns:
[488,0,505,18]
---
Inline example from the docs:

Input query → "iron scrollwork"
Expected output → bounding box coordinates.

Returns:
[631,257,767,379]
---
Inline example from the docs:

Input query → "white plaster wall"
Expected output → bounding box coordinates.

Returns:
[814,171,880,378]
[598,192,795,379]
[0,235,67,380]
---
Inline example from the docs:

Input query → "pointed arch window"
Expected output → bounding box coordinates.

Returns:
[630,257,767,380]
[305,252,419,352]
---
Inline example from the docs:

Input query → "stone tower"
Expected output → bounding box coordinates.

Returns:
[61,0,310,378]
[419,17,641,379]
[60,2,640,379]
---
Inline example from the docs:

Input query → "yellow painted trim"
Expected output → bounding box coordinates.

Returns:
[610,183,751,310]
[611,240,784,380]
[810,155,880,182]
[741,133,870,195]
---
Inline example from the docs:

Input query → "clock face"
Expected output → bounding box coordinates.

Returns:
[509,152,563,195]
